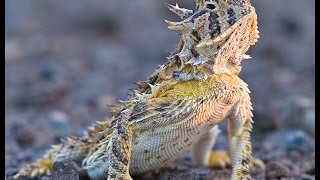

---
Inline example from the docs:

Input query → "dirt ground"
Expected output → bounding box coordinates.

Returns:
[5,0,315,179]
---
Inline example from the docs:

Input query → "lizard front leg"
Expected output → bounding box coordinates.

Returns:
[228,97,253,180]
[84,114,133,180]
[107,118,133,180]
[192,125,232,169]
[192,115,264,173]
[192,125,223,166]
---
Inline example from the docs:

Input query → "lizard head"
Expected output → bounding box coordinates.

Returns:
[165,0,259,79]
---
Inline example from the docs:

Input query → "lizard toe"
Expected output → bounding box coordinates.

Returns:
[207,150,231,169]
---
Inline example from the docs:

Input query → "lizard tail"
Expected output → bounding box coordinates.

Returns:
[13,144,63,178]
[13,137,89,179]
[14,119,113,179]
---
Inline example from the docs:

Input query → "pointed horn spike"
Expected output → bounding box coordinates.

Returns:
[164,2,176,10]
[243,54,252,59]
[135,81,148,88]
[205,40,214,46]
[107,104,123,116]
[165,20,185,31]
[165,20,178,26]
[148,83,156,92]
[186,58,197,64]
[195,0,205,6]
[196,41,207,48]
[165,2,193,20]
[196,39,214,48]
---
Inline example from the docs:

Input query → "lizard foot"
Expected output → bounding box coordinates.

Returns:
[208,150,231,168]
[207,150,265,171]
[249,156,265,173]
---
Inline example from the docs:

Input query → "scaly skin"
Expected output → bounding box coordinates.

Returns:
[14,0,263,179]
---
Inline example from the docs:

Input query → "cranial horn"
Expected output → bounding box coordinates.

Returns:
[196,38,215,48]
[165,3,193,19]
[165,20,193,31]
[165,20,185,31]
[194,0,205,6]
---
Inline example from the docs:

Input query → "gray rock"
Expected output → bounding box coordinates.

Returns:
[51,162,79,180]
[11,124,36,148]
[5,39,24,62]
[279,96,315,136]
[302,155,315,175]
[47,111,71,131]
[265,161,290,179]
[5,167,19,177]
[265,128,315,154]
[299,174,315,180]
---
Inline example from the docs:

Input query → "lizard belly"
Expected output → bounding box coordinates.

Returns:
[128,100,229,175]
[129,119,209,175]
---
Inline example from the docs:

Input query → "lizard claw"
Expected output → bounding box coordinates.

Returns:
[249,157,265,173]
[207,150,265,172]
[207,150,231,168]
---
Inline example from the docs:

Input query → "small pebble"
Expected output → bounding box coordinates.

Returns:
[302,155,315,175]
[280,96,315,136]
[11,124,36,148]
[299,173,315,180]
[52,162,79,180]
[48,111,71,130]
[265,161,290,179]
[265,128,314,154]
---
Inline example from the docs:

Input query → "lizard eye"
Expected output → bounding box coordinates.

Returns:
[206,4,216,9]
[206,2,219,11]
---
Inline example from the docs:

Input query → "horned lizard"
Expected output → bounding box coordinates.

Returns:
[14,0,263,179]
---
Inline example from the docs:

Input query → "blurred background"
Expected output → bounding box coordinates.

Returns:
[5,0,315,179]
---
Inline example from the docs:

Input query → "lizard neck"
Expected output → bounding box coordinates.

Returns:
[165,33,242,82]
